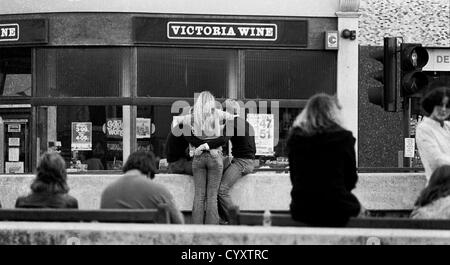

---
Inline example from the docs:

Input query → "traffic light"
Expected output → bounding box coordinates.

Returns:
[368,37,398,112]
[400,43,429,97]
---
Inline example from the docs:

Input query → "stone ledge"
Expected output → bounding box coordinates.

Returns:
[0,221,449,245]
[0,172,427,210]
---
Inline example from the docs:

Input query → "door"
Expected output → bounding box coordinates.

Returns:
[1,117,29,173]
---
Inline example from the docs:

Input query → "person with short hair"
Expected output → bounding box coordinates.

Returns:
[16,152,78,209]
[218,99,256,224]
[416,82,450,182]
[411,165,450,219]
[287,93,361,227]
[100,151,184,224]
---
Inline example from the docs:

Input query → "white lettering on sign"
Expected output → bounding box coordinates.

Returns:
[167,22,277,41]
[0,24,19,41]
[437,55,450,64]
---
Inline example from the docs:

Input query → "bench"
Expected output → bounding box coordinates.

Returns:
[0,208,170,224]
[229,209,450,230]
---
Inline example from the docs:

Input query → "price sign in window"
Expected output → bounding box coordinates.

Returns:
[105,118,123,139]
[71,122,92,151]
[247,113,275,156]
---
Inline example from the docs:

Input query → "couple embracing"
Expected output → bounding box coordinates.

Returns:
[167,91,256,224]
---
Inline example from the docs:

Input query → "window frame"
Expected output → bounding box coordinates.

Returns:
[19,45,335,173]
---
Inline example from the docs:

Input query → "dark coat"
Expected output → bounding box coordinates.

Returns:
[15,192,78,209]
[287,127,361,227]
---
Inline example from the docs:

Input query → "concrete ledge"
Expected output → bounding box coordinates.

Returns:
[0,221,449,245]
[0,172,427,210]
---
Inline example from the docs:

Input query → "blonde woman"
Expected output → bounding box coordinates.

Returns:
[172,91,236,224]
[287,93,361,227]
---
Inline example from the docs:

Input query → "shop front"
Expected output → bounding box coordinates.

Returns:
[0,0,360,174]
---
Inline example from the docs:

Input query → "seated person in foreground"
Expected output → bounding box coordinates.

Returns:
[287,93,362,227]
[100,151,184,224]
[411,165,450,219]
[16,152,78,209]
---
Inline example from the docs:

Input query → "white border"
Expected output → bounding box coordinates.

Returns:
[167,21,278,41]
[0,23,19,42]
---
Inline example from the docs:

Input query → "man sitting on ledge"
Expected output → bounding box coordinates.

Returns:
[100,151,184,224]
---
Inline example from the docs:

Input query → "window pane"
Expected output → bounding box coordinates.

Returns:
[245,106,300,169]
[137,48,237,98]
[37,106,123,171]
[137,105,175,163]
[141,102,299,170]
[36,48,123,97]
[0,48,31,96]
[245,50,337,99]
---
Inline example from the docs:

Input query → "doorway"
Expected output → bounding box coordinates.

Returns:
[0,109,30,173]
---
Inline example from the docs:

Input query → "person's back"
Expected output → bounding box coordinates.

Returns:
[15,152,78,209]
[101,170,173,210]
[166,124,190,163]
[411,196,450,219]
[287,94,361,227]
[288,127,360,226]
[16,192,78,209]
[100,151,184,224]
[411,165,450,219]
[228,117,256,159]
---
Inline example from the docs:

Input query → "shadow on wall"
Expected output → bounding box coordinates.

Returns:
[358,45,403,167]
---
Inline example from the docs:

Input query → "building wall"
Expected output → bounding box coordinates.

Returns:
[0,172,427,210]
[357,0,450,167]
[2,0,339,17]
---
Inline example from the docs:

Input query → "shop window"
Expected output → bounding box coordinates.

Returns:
[37,106,123,171]
[139,101,300,171]
[0,48,31,96]
[36,48,123,97]
[245,50,336,99]
[137,105,177,163]
[137,48,237,98]
[244,106,301,170]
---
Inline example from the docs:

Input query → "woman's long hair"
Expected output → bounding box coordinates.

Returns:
[30,152,69,194]
[415,165,450,207]
[192,91,219,137]
[291,93,344,135]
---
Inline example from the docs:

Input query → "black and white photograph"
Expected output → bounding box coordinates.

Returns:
[0,0,450,254]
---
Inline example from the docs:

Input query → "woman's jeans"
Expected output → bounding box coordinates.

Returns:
[192,150,223,224]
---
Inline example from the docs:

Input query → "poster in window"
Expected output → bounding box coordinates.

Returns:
[107,141,123,152]
[8,148,20,162]
[136,118,151,139]
[5,162,24,174]
[8,138,20,147]
[71,122,92,151]
[246,114,275,156]
[8,124,21,133]
[137,141,152,152]
[105,118,123,139]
